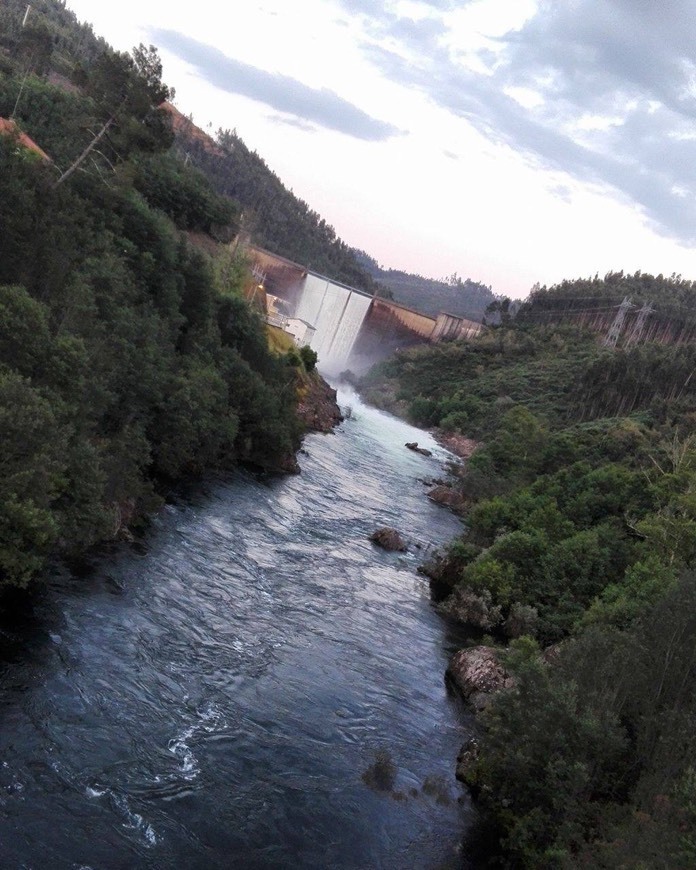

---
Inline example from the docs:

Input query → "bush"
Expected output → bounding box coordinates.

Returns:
[299,344,317,371]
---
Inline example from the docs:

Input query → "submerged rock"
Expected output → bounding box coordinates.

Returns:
[369,527,407,552]
[447,645,515,711]
[405,441,433,457]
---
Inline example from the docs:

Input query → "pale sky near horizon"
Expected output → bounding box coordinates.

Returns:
[64,0,696,299]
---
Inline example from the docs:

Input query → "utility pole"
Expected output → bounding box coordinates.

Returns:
[11,6,34,119]
[603,296,633,349]
[625,302,655,347]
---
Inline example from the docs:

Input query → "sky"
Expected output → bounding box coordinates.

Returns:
[65,0,696,298]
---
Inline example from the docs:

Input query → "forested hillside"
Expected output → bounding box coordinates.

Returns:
[517,270,696,344]
[1,0,499,317]
[353,248,496,319]
[362,275,696,867]
[167,110,381,294]
[0,8,304,589]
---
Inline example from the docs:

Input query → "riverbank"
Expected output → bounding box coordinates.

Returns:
[432,431,478,461]
[0,382,474,869]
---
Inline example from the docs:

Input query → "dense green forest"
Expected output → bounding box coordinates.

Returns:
[362,279,696,867]
[0,8,307,589]
[353,248,496,320]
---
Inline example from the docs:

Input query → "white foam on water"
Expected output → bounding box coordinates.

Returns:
[111,792,157,846]
[167,703,226,781]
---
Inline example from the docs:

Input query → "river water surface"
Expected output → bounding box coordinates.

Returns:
[0,387,475,869]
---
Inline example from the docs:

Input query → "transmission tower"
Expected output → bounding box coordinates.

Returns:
[624,302,655,347]
[603,296,634,348]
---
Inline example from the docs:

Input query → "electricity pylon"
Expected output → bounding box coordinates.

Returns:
[603,296,634,348]
[625,302,655,347]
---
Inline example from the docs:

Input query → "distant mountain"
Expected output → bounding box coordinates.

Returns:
[353,249,497,321]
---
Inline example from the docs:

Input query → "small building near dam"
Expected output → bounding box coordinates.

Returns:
[284,318,316,348]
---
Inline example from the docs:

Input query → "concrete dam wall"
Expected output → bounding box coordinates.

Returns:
[294,274,373,371]
[246,246,483,371]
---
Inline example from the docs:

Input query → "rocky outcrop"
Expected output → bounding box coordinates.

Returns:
[405,441,432,457]
[433,431,478,460]
[447,645,515,711]
[369,527,407,552]
[296,373,343,433]
[427,483,466,512]
[455,738,480,784]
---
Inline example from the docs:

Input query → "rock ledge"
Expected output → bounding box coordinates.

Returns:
[447,645,515,710]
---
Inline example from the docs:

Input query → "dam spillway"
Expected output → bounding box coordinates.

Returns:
[247,245,483,371]
[294,275,373,372]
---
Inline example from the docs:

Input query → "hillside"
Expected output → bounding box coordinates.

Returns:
[361,274,696,867]
[0,9,310,589]
[517,270,696,345]
[353,248,497,320]
[1,0,500,317]
[164,105,380,293]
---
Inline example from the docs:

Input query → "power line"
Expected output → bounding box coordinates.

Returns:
[603,297,634,349]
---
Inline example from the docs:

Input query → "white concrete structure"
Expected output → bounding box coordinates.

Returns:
[285,318,316,347]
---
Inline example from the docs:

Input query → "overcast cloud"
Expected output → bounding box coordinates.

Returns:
[149,28,402,142]
[354,0,696,244]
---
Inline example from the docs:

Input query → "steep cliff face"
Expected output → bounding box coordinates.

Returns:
[296,373,343,433]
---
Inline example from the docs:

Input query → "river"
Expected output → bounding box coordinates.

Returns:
[0,386,476,869]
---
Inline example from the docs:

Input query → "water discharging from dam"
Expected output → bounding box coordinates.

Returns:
[294,274,372,371]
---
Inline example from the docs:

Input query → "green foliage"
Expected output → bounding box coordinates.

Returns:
[365,274,696,866]
[584,554,677,629]
[0,68,301,586]
[132,154,236,235]
[298,344,318,372]
[467,635,631,867]
[474,576,696,866]
[0,371,65,585]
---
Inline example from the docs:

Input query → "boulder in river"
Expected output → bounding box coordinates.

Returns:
[405,442,433,457]
[369,527,407,552]
[447,645,515,711]
[427,484,466,512]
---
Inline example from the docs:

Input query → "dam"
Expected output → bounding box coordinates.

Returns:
[247,246,483,372]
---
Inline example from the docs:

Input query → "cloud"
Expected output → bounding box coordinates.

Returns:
[150,28,401,142]
[268,114,317,133]
[354,0,696,244]
[548,184,573,204]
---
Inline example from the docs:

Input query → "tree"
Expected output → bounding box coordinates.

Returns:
[55,45,172,186]
[16,20,54,76]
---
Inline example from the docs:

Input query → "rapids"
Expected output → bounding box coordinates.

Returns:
[0,386,476,868]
